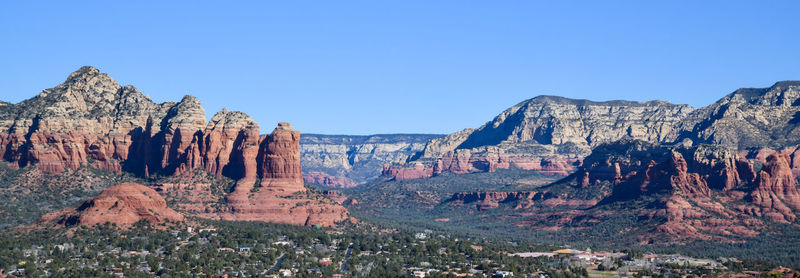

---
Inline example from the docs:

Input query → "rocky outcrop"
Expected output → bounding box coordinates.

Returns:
[300,133,441,186]
[200,109,259,180]
[748,153,800,222]
[38,182,184,227]
[257,122,304,193]
[609,151,712,200]
[576,142,788,240]
[687,145,754,191]
[3,67,349,228]
[211,122,349,227]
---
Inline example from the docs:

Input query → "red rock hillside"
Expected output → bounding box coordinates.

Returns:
[38,183,184,228]
[441,141,800,242]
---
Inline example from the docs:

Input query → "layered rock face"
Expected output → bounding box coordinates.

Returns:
[560,141,800,240]
[3,66,349,227]
[0,66,207,176]
[200,109,260,180]
[385,82,800,181]
[213,122,349,227]
[749,153,800,222]
[684,81,800,149]
[257,122,304,193]
[38,182,184,227]
[300,133,441,186]
[385,97,692,180]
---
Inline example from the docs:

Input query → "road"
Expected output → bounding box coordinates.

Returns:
[340,244,354,273]
[266,253,286,274]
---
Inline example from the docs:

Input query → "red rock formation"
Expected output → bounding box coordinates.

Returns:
[38,182,184,227]
[257,122,305,193]
[383,162,434,181]
[213,122,348,227]
[217,192,349,227]
[200,109,259,180]
[749,153,800,222]
[610,152,711,199]
[303,171,358,188]
[1,67,350,228]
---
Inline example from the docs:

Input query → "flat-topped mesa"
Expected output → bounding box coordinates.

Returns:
[258,122,305,193]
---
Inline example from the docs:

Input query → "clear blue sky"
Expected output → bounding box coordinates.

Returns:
[1,1,799,135]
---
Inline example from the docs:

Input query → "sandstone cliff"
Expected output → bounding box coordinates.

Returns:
[748,153,800,222]
[2,66,349,227]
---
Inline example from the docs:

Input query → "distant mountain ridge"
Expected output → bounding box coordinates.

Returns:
[384,81,800,180]
[300,133,442,187]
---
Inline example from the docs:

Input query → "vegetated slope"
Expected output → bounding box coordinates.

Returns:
[345,168,561,227]
[0,164,142,228]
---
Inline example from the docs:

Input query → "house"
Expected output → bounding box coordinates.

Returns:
[279,269,293,276]
[413,270,427,277]
[319,258,333,266]
[238,247,251,252]
[492,270,514,278]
